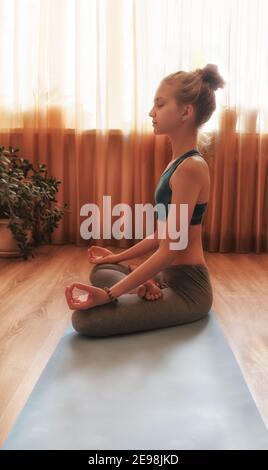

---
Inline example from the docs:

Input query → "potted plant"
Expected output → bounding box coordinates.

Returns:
[0,145,67,260]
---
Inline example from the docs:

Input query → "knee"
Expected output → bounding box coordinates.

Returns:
[71,309,107,337]
[71,310,86,335]
[72,310,97,336]
[89,265,105,287]
[89,264,99,280]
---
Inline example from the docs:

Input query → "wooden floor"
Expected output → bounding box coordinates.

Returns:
[0,245,267,446]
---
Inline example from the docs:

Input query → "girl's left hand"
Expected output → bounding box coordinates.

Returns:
[65,283,110,310]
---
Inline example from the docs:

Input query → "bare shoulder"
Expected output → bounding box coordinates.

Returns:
[170,155,208,189]
[184,155,208,170]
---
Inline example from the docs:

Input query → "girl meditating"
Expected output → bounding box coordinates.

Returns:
[65,64,225,337]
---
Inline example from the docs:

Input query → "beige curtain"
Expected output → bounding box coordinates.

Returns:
[0,0,267,252]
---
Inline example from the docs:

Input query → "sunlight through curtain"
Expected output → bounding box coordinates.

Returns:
[0,0,267,252]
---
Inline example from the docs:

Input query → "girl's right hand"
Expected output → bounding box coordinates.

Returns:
[87,245,119,265]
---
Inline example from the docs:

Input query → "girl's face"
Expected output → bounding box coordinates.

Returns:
[149,83,194,135]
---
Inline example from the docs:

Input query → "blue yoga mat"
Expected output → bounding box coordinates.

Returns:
[2,312,268,449]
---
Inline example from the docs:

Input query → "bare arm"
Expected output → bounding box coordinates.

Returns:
[109,159,204,298]
[110,248,175,298]
[114,229,159,262]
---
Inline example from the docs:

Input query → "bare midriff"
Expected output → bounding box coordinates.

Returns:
[168,224,208,269]
[164,156,209,269]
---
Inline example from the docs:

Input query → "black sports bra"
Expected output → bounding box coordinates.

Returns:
[154,149,208,225]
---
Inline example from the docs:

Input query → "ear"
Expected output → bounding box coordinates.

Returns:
[182,103,194,120]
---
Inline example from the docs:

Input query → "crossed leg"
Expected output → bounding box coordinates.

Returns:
[71,263,208,337]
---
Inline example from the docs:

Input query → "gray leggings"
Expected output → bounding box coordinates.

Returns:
[71,262,214,337]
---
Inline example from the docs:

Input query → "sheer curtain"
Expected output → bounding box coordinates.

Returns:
[0,0,267,252]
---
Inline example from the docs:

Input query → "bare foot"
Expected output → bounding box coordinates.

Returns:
[137,279,163,301]
[126,264,163,300]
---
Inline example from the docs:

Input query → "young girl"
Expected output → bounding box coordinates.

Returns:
[65,64,225,337]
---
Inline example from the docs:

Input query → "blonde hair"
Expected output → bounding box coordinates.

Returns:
[162,64,225,154]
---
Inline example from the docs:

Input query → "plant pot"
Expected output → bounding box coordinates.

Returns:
[0,218,32,258]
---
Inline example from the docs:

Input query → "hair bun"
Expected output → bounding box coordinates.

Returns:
[201,64,225,91]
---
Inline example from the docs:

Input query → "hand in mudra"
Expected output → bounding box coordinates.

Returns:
[88,245,118,265]
[88,246,163,301]
[65,283,110,310]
